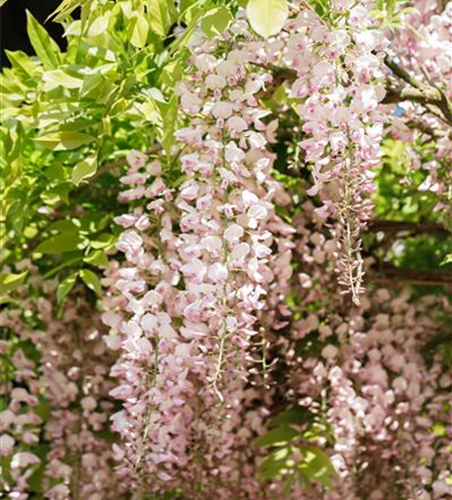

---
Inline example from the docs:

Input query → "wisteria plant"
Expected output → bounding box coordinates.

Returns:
[0,0,451,499]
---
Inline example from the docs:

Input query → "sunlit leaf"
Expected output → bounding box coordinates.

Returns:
[80,268,102,295]
[49,0,83,22]
[87,13,110,37]
[5,50,38,80]
[299,445,338,488]
[0,271,28,294]
[71,155,97,186]
[201,7,233,38]
[158,95,178,155]
[149,0,177,38]
[255,426,298,447]
[34,234,84,254]
[34,132,95,151]
[129,14,149,48]
[246,0,288,38]
[42,70,84,90]
[90,233,116,250]
[26,10,61,69]
[83,249,109,267]
[56,272,78,304]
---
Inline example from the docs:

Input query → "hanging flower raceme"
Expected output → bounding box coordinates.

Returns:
[0,291,43,500]
[387,0,452,214]
[0,276,119,500]
[269,1,389,304]
[284,204,452,500]
[102,25,295,494]
[33,291,120,500]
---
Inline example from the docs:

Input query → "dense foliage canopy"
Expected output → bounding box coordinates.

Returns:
[0,0,451,499]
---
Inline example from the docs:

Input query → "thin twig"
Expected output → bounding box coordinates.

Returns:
[367,220,450,235]
[383,55,452,125]
[369,267,452,288]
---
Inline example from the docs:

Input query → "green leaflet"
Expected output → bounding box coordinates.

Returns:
[201,7,233,38]
[255,426,299,447]
[26,11,62,69]
[56,272,78,304]
[71,155,98,185]
[34,132,96,151]
[246,0,288,38]
[0,271,28,294]
[148,0,177,38]
[79,268,102,295]
[128,14,150,48]
[34,234,85,254]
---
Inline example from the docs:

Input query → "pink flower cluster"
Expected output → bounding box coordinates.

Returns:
[0,280,120,500]
[284,203,452,500]
[282,2,388,304]
[102,29,294,494]
[3,2,451,499]
[388,0,452,212]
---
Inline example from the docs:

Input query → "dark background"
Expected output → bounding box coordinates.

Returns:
[1,0,67,68]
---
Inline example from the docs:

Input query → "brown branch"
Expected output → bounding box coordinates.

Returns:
[255,65,297,99]
[368,220,450,235]
[257,57,452,126]
[404,119,442,140]
[383,55,452,126]
[383,55,422,90]
[439,0,451,12]
[369,267,452,288]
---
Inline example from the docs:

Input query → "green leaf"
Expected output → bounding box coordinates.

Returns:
[71,155,97,186]
[42,70,84,90]
[246,0,288,38]
[255,426,298,447]
[80,74,106,98]
[87,13,110,37]
[432,422,446,437]
[129,14,149,48]
[439,342,452,367]
[80,269,102,295]
[34,398,52,421]
[83,250,109,267]
[303,422,333,443]
[158,95,178,155]
[283,474,296,494]
[34,234,84,254]
[399,6,419,15]
[149,0,177,38]
[299,445,337,488]
[47,220,80,233]
[385,0,397,15]
[0,271,28,294]
[5,50,38,80]
[169,6,202,54]
[26,10,61,69]
[49,0,83,22]
[259,446,291,479]
[90,233,116,250]
[56,272,78,305]
[34,131,95,151]
[161,59,182,87]
[201,7,233,38]
[440,254,452,266]
[0,0,11,7]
